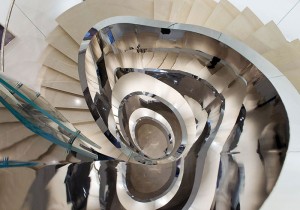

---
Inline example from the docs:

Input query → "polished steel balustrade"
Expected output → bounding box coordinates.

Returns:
[76,18,290,209]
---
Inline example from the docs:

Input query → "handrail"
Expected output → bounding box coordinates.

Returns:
[0,0,16,73]
[0,75,99,160]
[0,76,100,150]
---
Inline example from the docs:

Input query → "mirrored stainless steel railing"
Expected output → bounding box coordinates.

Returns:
[75,17,290,210]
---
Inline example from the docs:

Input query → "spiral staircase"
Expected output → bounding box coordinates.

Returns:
[1,0,300,209]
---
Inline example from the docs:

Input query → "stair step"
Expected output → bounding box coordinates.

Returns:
[137,32,159,49]
[42,81,83,96]
[35,144,71,164]
[156,38,183,48]
[186,0,217,26]
[263,40,300,72]
[40,87,88,109]
[57,0,154,44]
[142,52,155,67]
[224,7,263,41]
[192,79,246,210]
[169,0,195,23]
[0,123,35,149]
[244,21,287,54]
[104,53,121,88]
[0,108,18,123]
[171,53,194,70]
[84,46,101,98]
[154,0,173,21]
[120,52,143,69]
[115,32,139,51]
[146,51,168,68]
[43,46,79,80]
[183,31,220,56]
[41,67,82,96]
[74,122,101,137]
[185,59,210,78]
[204,0,240,32]
[159,52,178,69]
[207,67,237,93]
[0,135,52,162]
[58,109,94,124]
[46,26,79,63]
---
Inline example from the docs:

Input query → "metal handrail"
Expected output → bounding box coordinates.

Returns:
[0,0,16,73]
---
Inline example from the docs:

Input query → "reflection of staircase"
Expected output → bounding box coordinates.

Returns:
[39,0,299,155]
[1,0,300,209]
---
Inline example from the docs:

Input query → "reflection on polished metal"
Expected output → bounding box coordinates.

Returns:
[0,17,292,210]
[75,18,289,209]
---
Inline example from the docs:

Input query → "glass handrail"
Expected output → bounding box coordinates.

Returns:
[0,156,39,168]
[0,75,101,150]
[0,75,99,161]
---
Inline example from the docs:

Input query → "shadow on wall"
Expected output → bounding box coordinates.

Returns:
[0,24,15,47]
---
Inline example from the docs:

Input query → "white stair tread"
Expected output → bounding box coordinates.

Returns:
[74,122,101,137]
[142,52,155,67]
[120,52,143,69]
[171,53,194,70]
[42,81,83,96]
[156,38,183,48]
[185,60,210,79]
[46,26,79,63]
[263,41,300,72]
[146,51,168,68]
[186,0,217,26]
[0,123,35,149]
[41,67,82,96]
[115,32,139,51]
[169,0,194,23]
[183,32,220,56]
[36,144,71,164]
[224,7,263,41]
[41,66,78,83]
[191,79,246,210]
[41,87,88,109]
[244,21,287,54]
[43,46,79,80]
[204,0,240,32]
[84,46,101,98]
[0,135,52,161]
[0,108,18,123]
[57,0,154,44]
[58,109,94,124]
[154,0,173,21]
[137,32,159,49]
[207,67,237,93]
[159,52,178,69]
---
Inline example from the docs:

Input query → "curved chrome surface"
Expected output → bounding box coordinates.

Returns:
[1,15,298,210]
[74,17,291,210]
